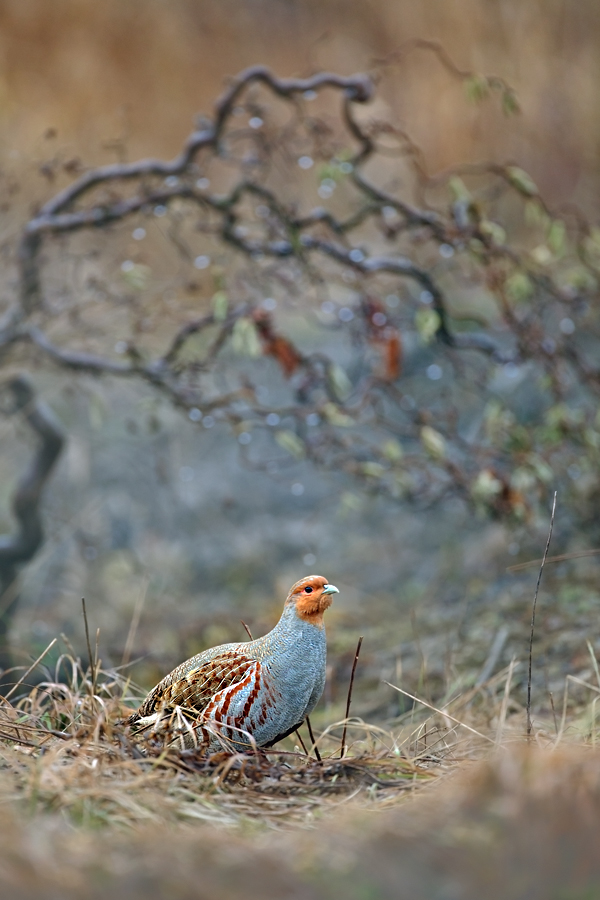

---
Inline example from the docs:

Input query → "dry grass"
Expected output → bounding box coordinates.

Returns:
[1,637,600,897]
[0,643,448,831]
[0,633,598,827]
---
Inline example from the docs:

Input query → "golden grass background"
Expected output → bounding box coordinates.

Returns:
[1,0,599,209]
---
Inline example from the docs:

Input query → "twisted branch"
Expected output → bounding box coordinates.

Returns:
[0,376,65,674]
[0,61,593,518]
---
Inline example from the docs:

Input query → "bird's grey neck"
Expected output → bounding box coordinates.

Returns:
[266,603,327,686]
[274,602,324,633]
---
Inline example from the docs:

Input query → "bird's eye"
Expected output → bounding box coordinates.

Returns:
[304,586,313,593]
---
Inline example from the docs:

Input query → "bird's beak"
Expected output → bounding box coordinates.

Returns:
[322,584,339,595]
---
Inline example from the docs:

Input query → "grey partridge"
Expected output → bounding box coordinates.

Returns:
[127,575,339,751]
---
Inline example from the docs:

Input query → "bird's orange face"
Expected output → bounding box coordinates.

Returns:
[287,575,339,626]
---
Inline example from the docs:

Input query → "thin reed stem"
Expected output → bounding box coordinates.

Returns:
[82,598,96,703]
[340,636,363,758]
[305,716,321,762]
[526,491,557,736]
[294,729,309,755]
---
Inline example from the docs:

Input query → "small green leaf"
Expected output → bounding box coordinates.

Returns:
[464,75,490,103]
[415,308,441,345]
[506,166,538,197]
[510,467,536,492]
[480,220,506,246]
[212,265,226,291]
[212,291,228,322]
[121,263,151,291]
[484,401,516,443]
[564,265,597,292]
[585,227,600,262]
[340,491,362,513]
[545,403,584,430]
[547,220,566,257]
[526,454,554,484]
[317,163,344,183]
[328,364,352,401]
[232,318,262,357]
[322,402,354,427]
[382,439,403,462]
[275,430,305,458]
[584,429,600,451]
[359,461,386,478]
[501,89,520,116]
[420,426,446,460]
[448,177,471,203]
[505,271,533,304]
[531,245,552,266]
[471,469,503,501]
[524,200,550,229]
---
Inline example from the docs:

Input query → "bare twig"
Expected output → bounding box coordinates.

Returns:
[82,598,97,702]
[340,636,363,758]
[240,620,253,641]
[305,716,322,763]
[372,38,519,112]
[0,377,64,673]
[526,491,557,736]
[294,728,309,756]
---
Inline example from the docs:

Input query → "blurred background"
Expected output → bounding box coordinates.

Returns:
[1,0,599,205]
[1,0,599,727]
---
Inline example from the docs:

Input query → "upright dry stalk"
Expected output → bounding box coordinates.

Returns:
[305,716,321,763]
[340,636,363,758]
[526,491,557,736]
[82,598,97,703]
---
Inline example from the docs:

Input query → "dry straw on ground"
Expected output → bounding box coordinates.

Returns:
[0,626,598,822]
[0,628,599,898]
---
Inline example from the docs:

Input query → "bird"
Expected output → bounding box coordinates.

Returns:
[126,575,339,752]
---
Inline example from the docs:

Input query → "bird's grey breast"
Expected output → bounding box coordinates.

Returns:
[268,619,327,722]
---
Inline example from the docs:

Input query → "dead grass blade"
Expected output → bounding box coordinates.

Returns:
[495,657,516,745]
[81,598,96,702]
[383,681,495,744]
[122,578,148,667]
[507,547,600,572]
[2,637,57,702]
